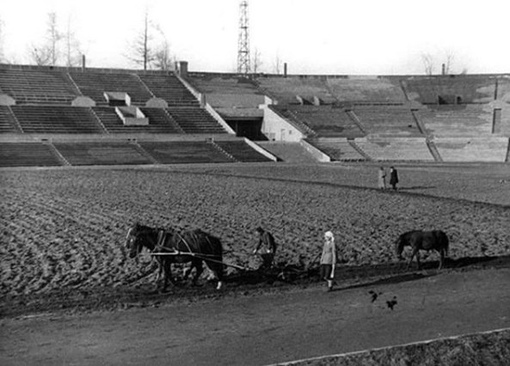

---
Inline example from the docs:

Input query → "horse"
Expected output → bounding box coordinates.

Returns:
[395,230,449,270]
[125,223,224,291]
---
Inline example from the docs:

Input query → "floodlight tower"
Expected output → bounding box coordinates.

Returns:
[237,0,251,75]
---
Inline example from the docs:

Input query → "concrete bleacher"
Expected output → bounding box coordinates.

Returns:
[69,71,153,106]
[415,105,493,136]
[92,107,185,134]
[0,67,79,105]
[257,142,318,163]
[274,105,365,138]
[0,142,62,167]
[354,137,434,161]
[402,75,497,104]
[214,140,273,162]
[166,107,227,134]
[53,141,152,166]
[138,140,234,164]
[308,138,366,161]
[188,74,261,95]
[327,77,407,103]
[256,76,336,104]
[11,105,104,134]
[138,73,199,106]
[187,74,265,119]
[433,137,509,162]
[352,105,423,136]
[0,106,20,133]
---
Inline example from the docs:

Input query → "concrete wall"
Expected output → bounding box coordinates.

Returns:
[260,105,304,142]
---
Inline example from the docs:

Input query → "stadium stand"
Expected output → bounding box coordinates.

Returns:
[327,77,407,103]
[354,137,434,161]
[351,105,422,136]
[496,77,510,102]
[0,67,80,105]
[0,106,21,133]
[138,140,234,164]
[214,140,273,162]
[2,63,510,166]
[53,141,153,166]
[433,137,509,162]
[415,105,493,136]
[166,107,228,134]
[69,71,153,106]
[138,73,199,106]
[188,74,262,96]
[307,137,366,161]
[0,142,62,167]
[256,76,336,105]
[257,142,317,163]
[402,75,496,104]
[272,105,365,138]
[11,105,104,134]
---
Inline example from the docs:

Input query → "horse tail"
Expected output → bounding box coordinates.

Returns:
[395,234,405,258]
[435,230,449,257]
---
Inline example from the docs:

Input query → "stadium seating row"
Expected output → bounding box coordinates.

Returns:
[0,105,227,135]
[243,74,508,106]
[0,66,198,107]
[272,104,500,139]
[0,139,272,167]
[305,136,509,162]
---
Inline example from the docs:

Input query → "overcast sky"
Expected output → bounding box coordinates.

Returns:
[1,0,509,75]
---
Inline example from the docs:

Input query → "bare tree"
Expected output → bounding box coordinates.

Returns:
[152,25,175,71]
[31,12,62,66]
[126,9,154,70]
[421,53,435,75]
[252,48,262,74]
[153,39,174,71]
[64,15,82,67]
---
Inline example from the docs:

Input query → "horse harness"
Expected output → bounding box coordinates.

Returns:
[154,228,196,257]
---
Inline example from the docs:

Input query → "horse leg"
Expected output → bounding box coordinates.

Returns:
[438,249,445,270]
[191,260,203,286]
[406,248,417,270]
[161,260,173,292]
[205,261,224,290]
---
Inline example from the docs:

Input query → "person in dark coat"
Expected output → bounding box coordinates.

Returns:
[253,227,277,269]
[389,166,399,190]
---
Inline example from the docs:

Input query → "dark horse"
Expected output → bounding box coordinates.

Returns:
[125,223,224,291]
[395,230,449,270]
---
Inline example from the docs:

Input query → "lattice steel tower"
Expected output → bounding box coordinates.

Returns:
[237,0,251,74]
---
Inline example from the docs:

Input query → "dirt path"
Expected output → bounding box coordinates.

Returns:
[1,267,509,366]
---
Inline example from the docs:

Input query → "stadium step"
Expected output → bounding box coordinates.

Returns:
[348,139,372,161]
[425,139,443,162]
[346,110,368,135]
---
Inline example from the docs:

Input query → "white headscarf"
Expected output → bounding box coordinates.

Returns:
[324,231,334,240]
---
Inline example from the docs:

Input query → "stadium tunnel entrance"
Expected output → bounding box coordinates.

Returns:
[223,117,268,141]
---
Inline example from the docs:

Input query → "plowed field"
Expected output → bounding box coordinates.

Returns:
[1,163,509,316]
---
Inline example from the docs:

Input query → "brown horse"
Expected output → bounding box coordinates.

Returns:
[125,223,224,291]
[395,230,449,270]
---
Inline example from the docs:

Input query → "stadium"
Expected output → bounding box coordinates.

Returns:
[1,1,510,365]
[1,63,510,166]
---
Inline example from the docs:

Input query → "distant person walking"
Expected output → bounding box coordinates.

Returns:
[378,166,386,190]
[253,227,277,270]
[320,231,337,292]
[389,166,399,190]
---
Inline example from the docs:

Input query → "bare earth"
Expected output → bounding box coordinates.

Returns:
[2,265,510,366]
[1,163,509,365]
